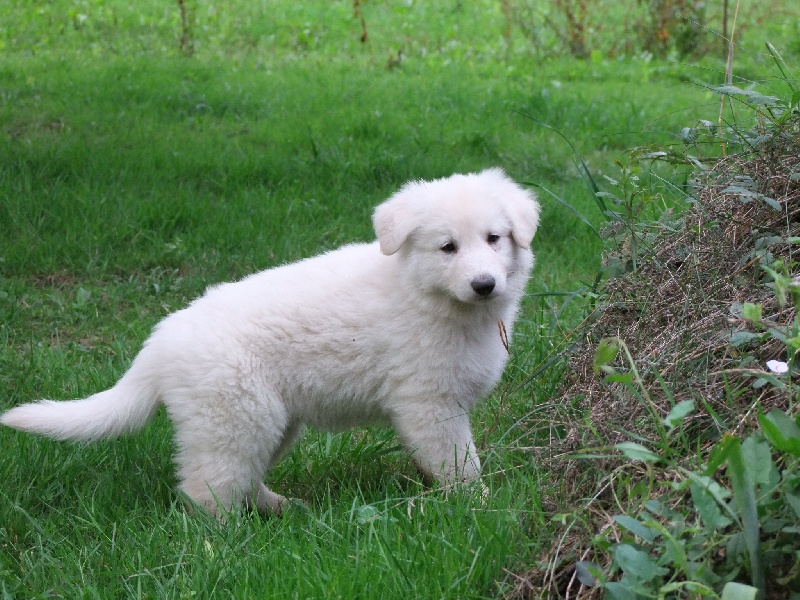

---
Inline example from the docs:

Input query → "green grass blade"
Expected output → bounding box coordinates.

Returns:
[725,435,765,598]
[764,42,797,93]
[514,111,603,211]
[527,182,605,243]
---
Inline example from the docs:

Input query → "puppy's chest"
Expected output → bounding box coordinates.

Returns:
[263,306,508,409]
[302,318,505,402]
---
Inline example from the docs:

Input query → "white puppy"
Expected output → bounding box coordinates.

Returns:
[1,168,539,516]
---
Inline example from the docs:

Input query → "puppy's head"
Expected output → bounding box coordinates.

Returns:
[373,168,540,304]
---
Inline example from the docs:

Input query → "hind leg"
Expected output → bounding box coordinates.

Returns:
[245,481,290,514]
[244,421,306,515]
[176,442,282,517]
[267,421,306,469]
[169,391,292,517]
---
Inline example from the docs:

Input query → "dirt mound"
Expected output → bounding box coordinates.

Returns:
[512,126,800,598]
[562,138,799,453]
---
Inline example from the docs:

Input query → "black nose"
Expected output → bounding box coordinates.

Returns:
[471,276,496,296]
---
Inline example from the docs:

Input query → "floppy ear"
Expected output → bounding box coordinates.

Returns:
[505,187,540,249]
[372,183,424,255]
[482,168,540,249]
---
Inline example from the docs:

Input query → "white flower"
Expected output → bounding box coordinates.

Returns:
[766,360,789,374]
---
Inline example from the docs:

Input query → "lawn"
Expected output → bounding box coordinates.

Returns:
[1,1,797,597]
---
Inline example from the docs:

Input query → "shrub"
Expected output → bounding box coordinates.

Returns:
[498,0,786,59]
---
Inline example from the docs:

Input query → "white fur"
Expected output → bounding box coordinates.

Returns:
[1,168,539,516]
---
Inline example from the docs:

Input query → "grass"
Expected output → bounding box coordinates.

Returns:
[1,0,798,597]
[3,463,532,597]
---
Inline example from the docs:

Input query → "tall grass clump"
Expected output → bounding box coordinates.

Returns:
[512,43,800,599]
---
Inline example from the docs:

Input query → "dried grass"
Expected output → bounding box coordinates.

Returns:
[562,136,799,452]
[509,130,800,598]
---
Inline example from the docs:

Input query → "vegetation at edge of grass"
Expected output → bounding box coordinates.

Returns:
[521,45,800,597]
[1,0,798,597]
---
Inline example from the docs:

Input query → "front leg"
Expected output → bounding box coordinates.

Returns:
[390,402,481,485]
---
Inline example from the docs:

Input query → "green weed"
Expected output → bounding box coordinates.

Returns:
[590,335,800,599]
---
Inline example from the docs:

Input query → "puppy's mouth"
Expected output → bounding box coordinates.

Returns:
[470,292,497,302]
[462,290,502,306]
[444,288,499,306]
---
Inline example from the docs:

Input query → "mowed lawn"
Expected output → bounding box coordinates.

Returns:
[1,0,793,597]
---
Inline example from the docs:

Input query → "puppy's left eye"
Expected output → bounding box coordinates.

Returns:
[487,234,500,244]
[440,241,458,254]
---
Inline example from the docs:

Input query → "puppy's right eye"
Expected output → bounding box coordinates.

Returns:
[440,241,458,254]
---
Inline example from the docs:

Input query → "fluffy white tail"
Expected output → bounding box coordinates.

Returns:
[1,371,160,442]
